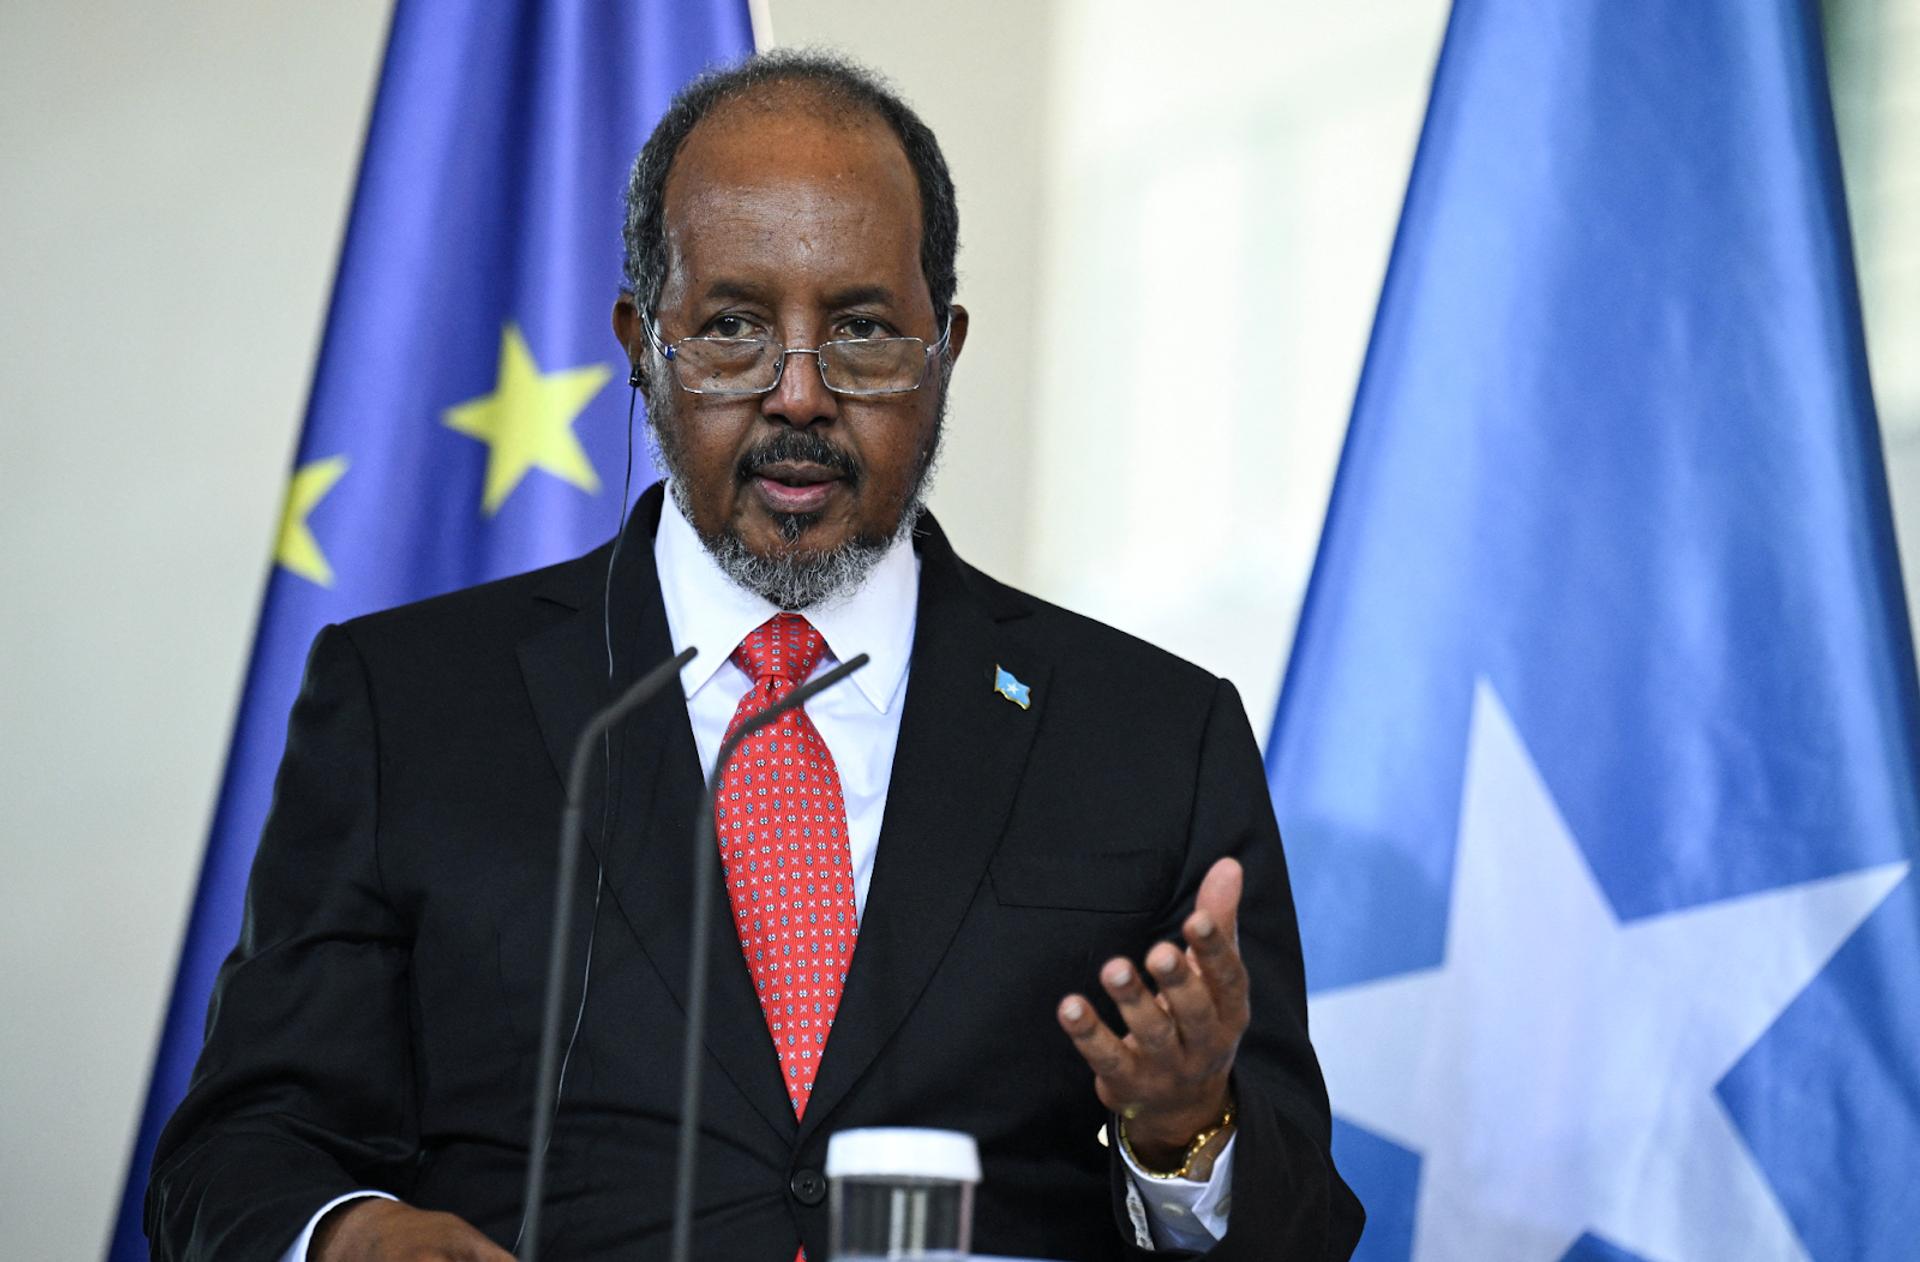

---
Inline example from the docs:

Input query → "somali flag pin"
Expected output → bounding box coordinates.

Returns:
[993,664,1032,709]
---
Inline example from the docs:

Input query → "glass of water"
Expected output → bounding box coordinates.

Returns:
[825,1127,981,1260]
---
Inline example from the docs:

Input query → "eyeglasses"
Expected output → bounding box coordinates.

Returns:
[643,317,951,397]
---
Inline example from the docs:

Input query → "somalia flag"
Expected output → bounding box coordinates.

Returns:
[1267,2,1920,1260]
[107,4,755,1257]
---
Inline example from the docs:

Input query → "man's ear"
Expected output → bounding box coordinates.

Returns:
[943,303,971,367]
[612,295,648,389]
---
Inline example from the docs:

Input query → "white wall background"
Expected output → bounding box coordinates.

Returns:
[0,2,1911,1257]
[1027,0,1448,729]
[0,5,391,1257]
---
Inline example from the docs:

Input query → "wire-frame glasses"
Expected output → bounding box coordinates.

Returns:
[644,317,951,397]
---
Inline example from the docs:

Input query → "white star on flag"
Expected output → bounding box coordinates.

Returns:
[1309,682,1907,1262]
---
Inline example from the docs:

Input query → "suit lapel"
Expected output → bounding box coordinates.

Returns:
[799,519,1049,1142]
[517,484,796,1143]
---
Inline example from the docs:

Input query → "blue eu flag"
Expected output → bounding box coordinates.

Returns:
[108,5,754,1257]
[1267,3,1920,1260]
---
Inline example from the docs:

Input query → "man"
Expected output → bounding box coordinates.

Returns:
[148,52,1362,1261]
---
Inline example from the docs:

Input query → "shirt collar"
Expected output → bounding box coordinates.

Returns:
[653,488,919,714]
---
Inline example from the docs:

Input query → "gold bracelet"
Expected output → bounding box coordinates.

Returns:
[1117,1099,1236,1180]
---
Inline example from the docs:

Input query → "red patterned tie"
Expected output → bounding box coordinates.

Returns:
[715,613,859,1121]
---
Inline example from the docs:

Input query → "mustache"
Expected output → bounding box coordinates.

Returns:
[736,429,861,486]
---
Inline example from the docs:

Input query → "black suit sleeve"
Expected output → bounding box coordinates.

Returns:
[1108,678,1364,1260]
[147,625,420,1260]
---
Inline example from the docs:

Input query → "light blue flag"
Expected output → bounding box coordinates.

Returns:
[1266,3,1920,1261]
[107,5,754,1257]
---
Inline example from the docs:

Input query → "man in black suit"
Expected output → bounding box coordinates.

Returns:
[148,51,1362,1261]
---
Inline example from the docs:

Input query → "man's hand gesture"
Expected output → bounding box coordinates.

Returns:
[1056,857,1249,1171]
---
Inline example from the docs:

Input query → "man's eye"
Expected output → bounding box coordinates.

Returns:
[706,314,756,339]
[839,317,888,341]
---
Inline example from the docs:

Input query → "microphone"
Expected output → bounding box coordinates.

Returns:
[518,644,698,1262]
[670,652,871,1262]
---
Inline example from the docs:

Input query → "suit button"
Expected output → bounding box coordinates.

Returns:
[790,1168,828,1206]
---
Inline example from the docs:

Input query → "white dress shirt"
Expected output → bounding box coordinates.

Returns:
[653,489,917,918]
[282,495,1229,1258]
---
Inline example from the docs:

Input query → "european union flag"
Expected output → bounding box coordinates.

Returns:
[108,5,753,1257]
[1267,3,1920,1261]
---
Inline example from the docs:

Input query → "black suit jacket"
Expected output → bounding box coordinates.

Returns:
[148,484,1361,1260]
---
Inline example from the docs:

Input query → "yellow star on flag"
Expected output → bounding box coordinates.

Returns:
[442,323,610,515]
[275,455,349,587]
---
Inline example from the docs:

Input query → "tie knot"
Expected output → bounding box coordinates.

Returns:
[733,613,827,685]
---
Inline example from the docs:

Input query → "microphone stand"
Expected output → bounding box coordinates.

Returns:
[670,653,871,1262]
[519,645,698,1262]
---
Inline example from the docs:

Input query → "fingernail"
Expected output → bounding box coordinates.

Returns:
[1105,963,1133,987]
[1193,914,1215,939]
[1062,999,1085,1021]
[1151,953,1178,977]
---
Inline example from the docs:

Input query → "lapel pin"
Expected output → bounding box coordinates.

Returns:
[993,664,1032,710]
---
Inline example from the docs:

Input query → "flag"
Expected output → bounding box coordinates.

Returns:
[108,4,754,1257]
[1266,3,1920,1260]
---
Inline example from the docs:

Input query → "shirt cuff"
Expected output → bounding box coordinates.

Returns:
[279,1190,398,1262]
[1119,1131,1235,1252]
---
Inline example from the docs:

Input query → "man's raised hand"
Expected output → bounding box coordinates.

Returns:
[1056,856,1250,1170]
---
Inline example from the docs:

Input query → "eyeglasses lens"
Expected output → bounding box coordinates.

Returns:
[671,337,928,395]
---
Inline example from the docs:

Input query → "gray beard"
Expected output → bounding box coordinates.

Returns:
[693,499,921,610]
[645,372,945,610]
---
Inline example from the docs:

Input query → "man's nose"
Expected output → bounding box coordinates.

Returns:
[760,348,839,426]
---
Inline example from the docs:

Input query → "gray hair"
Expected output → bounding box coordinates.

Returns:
[619,48,960,321]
